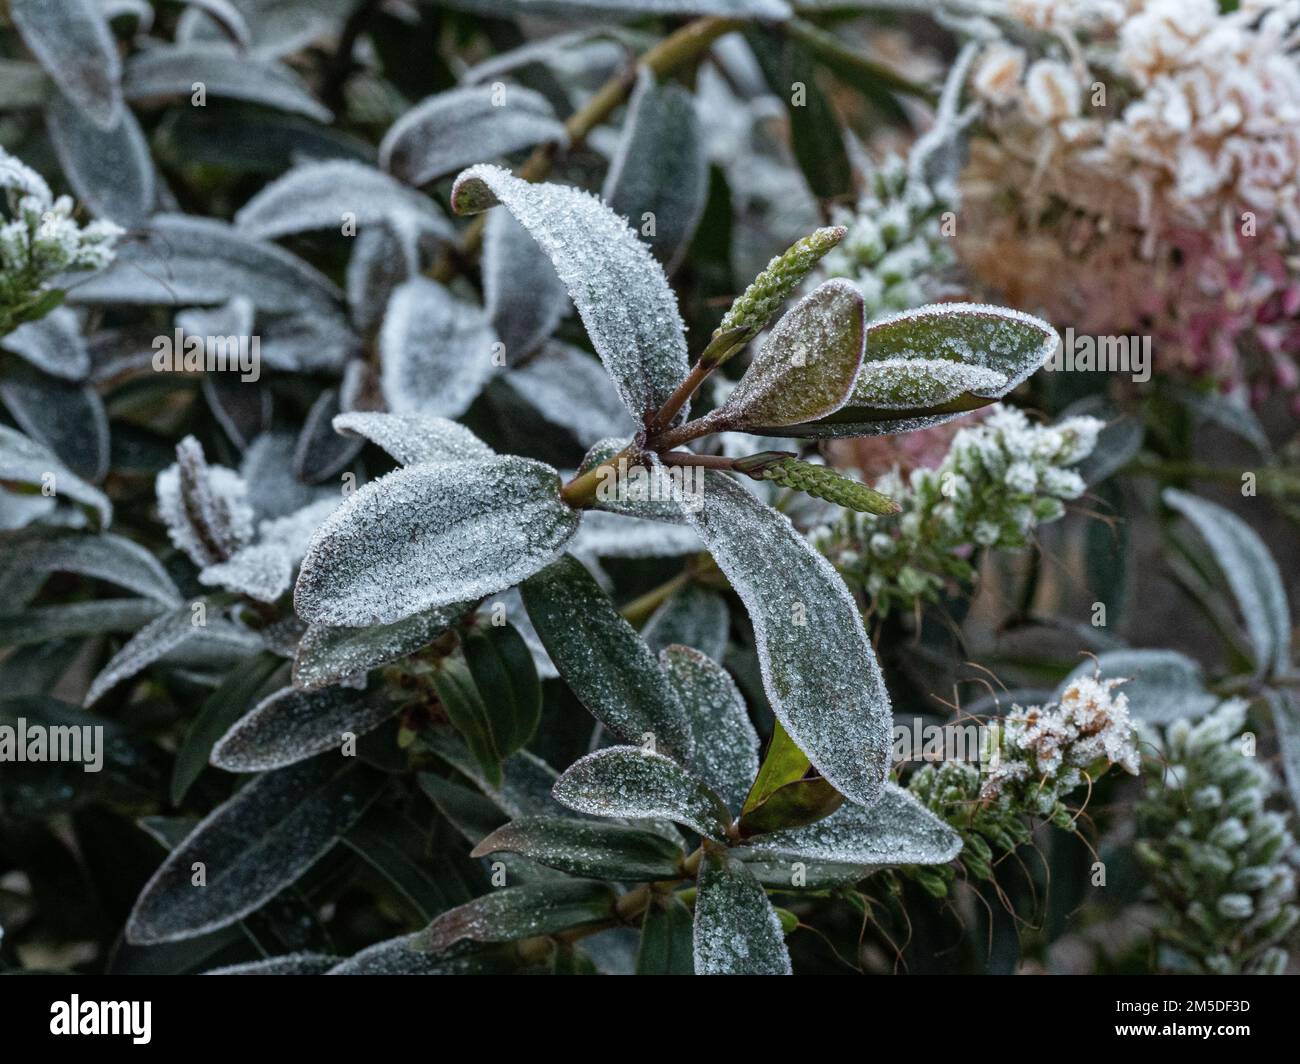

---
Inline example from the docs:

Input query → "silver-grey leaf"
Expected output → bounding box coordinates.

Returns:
[11,0,122,129]
[332,410,494,467]
[693,849,791,975]
[451,164,689,422]
[495,343,635,447]
[0,423,112,527]
[294,456,581,626]
[379,84,567,187]
[641,584,729,662]
[482,209,569,362]
[47,92,156,227]
[0,308,90,381]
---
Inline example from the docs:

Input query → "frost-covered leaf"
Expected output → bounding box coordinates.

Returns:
[211,685,398,772]
[495,343,636,447]
[346,224,417,336]
[462,622,542,759]
[156,436,254,567]
[203,374,272,452]
[0,599,166,647]
[11,0,122,129]
[483,211,569,363]
[551,746,731,840]
[258,309,359,374]
[1059,650,1218,725]
[451,165,689,422]
[123,44,331,122]
[379,85,567,187]
[206,953,340,975]
[1164,489,1291,678]
[637,893,694,974]
[84,604,262,706]
[603,68,707,271]
[238,431,332,521]
[568,510,701,559]
[711,279,864,429]
[0,370,110,482]
[693,849,790,976]
[47,92,156,227]
[642,584,730,662]
[471,816,685,880]
[295,456,580,626]
[0,531,180,608]
[575,437,686,523]
[0,423,112,527]
[198,543,293,602]
[661,645,759,813]
[773,303,1059,438]
[68,215,343,315]
[234,160,453,266]
[380,278,499,420]
[1262,689,1300,823]
[521,554,693,758]
[1,308,90,380]
[177,0,353,60]
[125,756,386,944]
[444,0,791,16]
[328,934,512,974]
[332,410,494,468]
[416,880,617,955]
[668,466,891,807]
[293,602,469,691]
[293,389,362,485]
[738,782,961,866]
[174,0,253,49]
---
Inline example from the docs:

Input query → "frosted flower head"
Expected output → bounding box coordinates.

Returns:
[1022,60,1082,125]
[971,42,1026,107]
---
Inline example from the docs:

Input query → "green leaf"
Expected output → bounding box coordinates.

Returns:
[171,653,284,804]
[462,622,542,758]
[667,467,892,807]
[127,756,387,944]
[764,303,1058,438]
[432,658,502,788]
[1164,488,1291,678]
[693,848,791,975]
[743,719,810,815]
[737,776,843,838]
[636,893,695,975]
[641,584,729,661]
[1262,688,1300,819]
[710,280,865,430]
[552,746,733,841]
[416,880,618,954]
[343,806,473,923]
[471,816,685,881]
[736,783,962,866]
[660,645,760,814]
[522,554,693,759]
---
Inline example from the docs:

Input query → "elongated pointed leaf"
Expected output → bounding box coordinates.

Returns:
[641,585,730,662]
[124,44,331,122]
[660,645,759,813]
[737,776,842,837]
[482,210,569,363]
[1,307,90,380]
[332,411,494,468]
[0,423,112,526]
[637,893,694,974]
[293,601,468,691]
[767,303,1059,438]
[552,746,731,840]
[472,816,685,880]
[1164,489,1291,678]
[68,215,342,315]
[521,554,692,758]
[693,849,790,975]
[0,599,165,647]
[1059,649,1218,725]
[669,466,891,806]
[603,68,707,271]
[742,719,810,816]
[463,623,542,756]
[416,880,617,954]
[0,370,109,481]
[380,278,499,420]
[433,658,502,787]
[451,165,689,422]
[380,85,567,186]
[0,531,180,607]
[11,0,122,129]
[211,686,399,772]
[496,343,636,447]
[712,279,864,429]
[126,757,386,944]
[295,457,578,627]
[47,93,156,226]
[234,160,453,249]
[1263,688,1300,820]
[737,782,961,865]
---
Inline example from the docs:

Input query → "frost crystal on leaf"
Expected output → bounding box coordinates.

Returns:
[693,850,791,976]
[450,165,690,421]
[332,411,495,467]
[851,358,1008,409]
[10,0,122,130]
[156,436,255,567]
[552,746,732,841]
[494,343,636,448]
[482,211,569,363]
[295,456,580,626]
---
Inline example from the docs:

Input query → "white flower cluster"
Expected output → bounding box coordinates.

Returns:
[983,676,1141,815]
[818,155,957,320]
[1,147,122,334]
[1136,699,1299,975]
[815,406,1102,615]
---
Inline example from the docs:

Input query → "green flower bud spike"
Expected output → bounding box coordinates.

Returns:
[734,452,899,516]
[708,226,846,368]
